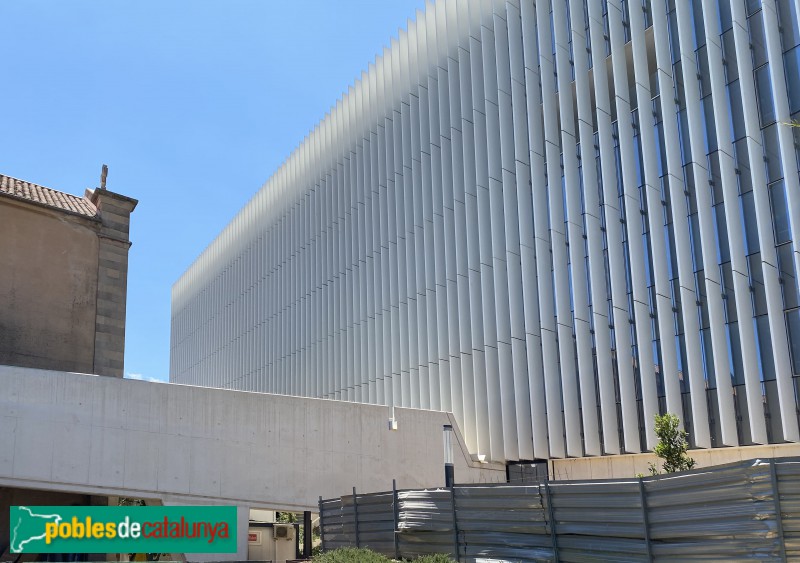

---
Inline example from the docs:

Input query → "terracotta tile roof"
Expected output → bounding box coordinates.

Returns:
[0,173,97,218]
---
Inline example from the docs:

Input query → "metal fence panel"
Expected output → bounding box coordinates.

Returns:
[775,459,800,559]
[397,489,456,558]
[318,498,347,550]
[546,480,647,562]
[645,460,781,560]
[319,457,800,561]
[397,489,455,531]
[455,485,553,562]
[339,495,357,546]
[554,536,649,563]
[548,481,644,537]
[353,492,396,556]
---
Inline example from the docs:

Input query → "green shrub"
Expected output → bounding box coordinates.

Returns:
[312,547,392,563]
[648,412,696,475]
[413,555,456,562]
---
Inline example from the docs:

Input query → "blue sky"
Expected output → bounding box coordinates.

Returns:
[0,0,426,382]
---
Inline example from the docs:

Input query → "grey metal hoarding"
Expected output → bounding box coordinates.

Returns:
[320,458,797,561]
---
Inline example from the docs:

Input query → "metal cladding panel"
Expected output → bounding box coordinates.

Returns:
[171,0,800,462]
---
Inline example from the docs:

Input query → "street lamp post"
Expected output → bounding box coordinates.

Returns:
[443,424,454,488]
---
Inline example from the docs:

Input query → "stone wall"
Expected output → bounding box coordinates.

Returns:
[0,187,136,377]
[88,188,137,377]
[550,442,800,480]
[0,200,99,373]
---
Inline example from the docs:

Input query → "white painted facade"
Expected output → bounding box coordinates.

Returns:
[172,0,800,462]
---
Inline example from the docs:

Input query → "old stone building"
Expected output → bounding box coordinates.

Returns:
[0,172,137,377]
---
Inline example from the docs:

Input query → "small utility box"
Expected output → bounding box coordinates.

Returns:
[248,523,296,563]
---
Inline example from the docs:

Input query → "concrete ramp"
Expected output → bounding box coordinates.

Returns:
[0,365,502,508]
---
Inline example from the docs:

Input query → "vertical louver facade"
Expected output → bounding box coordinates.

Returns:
[171,0,800,462]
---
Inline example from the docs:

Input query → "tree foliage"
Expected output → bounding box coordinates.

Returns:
[649,413,696,475]
[275,511,297,523]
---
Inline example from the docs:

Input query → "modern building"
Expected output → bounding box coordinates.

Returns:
[0,172,137,377]
[171,0,800,463]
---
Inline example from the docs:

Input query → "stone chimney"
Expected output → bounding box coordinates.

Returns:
[86,186,138,377]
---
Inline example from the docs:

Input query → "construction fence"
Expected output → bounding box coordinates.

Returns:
[318,457,800,562]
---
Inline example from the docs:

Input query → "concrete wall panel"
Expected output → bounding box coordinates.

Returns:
[0,366,504,513]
